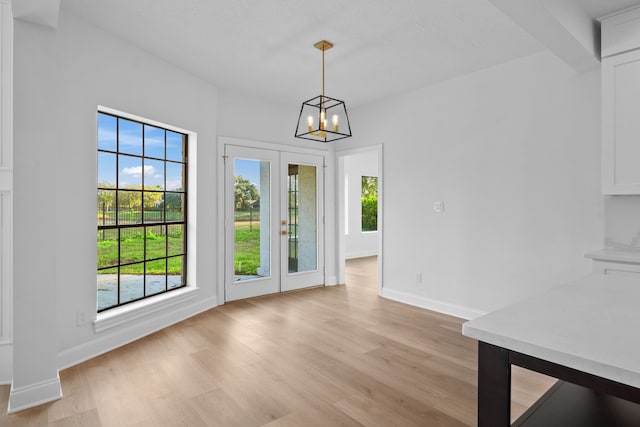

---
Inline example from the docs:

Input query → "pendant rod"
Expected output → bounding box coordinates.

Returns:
[313,40,333,111]
[322,47,325,100]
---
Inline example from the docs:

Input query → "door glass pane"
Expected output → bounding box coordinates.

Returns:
[288,164,317,273]
[234,158,270,282]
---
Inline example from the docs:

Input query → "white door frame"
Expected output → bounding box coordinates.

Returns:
[217,136,332,303]
[336,144,383,294]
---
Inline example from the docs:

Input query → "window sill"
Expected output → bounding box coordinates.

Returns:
[94,286,199,333]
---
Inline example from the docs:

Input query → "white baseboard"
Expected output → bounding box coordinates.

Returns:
[380,288,486,320]
[8,373,62,413]
[0,342,12,384]
[58,295,218,371]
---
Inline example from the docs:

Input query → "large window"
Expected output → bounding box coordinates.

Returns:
[97,111,187,312]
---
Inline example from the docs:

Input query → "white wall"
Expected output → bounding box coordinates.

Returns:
[604,196,640,248]
[217,89,302,146]
[12,10,219,381]
[55,10,220,361]
[349,51,604,318]
[344,150,379,259]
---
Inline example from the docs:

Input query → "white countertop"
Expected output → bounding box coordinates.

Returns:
[462,274,640,388]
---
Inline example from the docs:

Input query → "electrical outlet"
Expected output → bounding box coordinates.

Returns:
[433,201,444,213]
[417,272,423,284]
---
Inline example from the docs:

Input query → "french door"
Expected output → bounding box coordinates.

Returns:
[224,144,324,302]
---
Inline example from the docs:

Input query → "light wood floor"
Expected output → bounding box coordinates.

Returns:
[0,256,554,426]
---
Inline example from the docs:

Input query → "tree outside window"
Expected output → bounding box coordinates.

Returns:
[361,176,378,232]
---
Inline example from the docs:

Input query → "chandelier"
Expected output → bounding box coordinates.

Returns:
[295,40,352,142]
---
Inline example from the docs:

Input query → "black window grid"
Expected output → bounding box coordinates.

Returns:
[97,112,188,312]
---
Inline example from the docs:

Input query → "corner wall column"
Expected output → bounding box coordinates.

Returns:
[0,0,14,385]
[9,18,62,412]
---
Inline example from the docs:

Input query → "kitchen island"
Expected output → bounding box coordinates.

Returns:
[463,274,640,426]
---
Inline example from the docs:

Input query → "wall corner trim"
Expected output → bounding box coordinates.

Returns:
[8,373,62,413]
[380,288,487,320]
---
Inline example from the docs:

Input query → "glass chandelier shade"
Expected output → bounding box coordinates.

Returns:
[295,41,352,142]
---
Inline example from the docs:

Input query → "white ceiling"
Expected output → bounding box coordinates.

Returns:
[574,0,640,18]
[53,0,640,108]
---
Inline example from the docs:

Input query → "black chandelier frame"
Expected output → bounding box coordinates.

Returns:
[294,95,352,143]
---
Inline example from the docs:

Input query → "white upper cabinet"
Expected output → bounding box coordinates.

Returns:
[601,6,640,194]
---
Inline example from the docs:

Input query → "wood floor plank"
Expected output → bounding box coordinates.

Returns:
[190,388,259,427]
[241,339,353,405]
[46,366,97,424]
[346,390,469,427]
[128,396,209,427]
[156,353,221,399]
[262,400,363,427]
[0,256,554,426]
[50,408,103,427]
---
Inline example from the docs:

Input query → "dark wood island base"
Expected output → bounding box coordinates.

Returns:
[478,342,640,427]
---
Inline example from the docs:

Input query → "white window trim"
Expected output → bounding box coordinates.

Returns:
[94,286,199,333]
[95,106,198,332]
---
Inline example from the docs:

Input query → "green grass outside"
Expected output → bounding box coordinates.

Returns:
[97,229,183,274]
[234,208,260,222]
[234,222,260,275]
[97,220,260,276]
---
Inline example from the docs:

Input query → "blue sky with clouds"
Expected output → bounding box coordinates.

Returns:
[98,113,184,190]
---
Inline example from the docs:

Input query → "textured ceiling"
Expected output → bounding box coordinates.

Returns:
[59,0,640,108]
